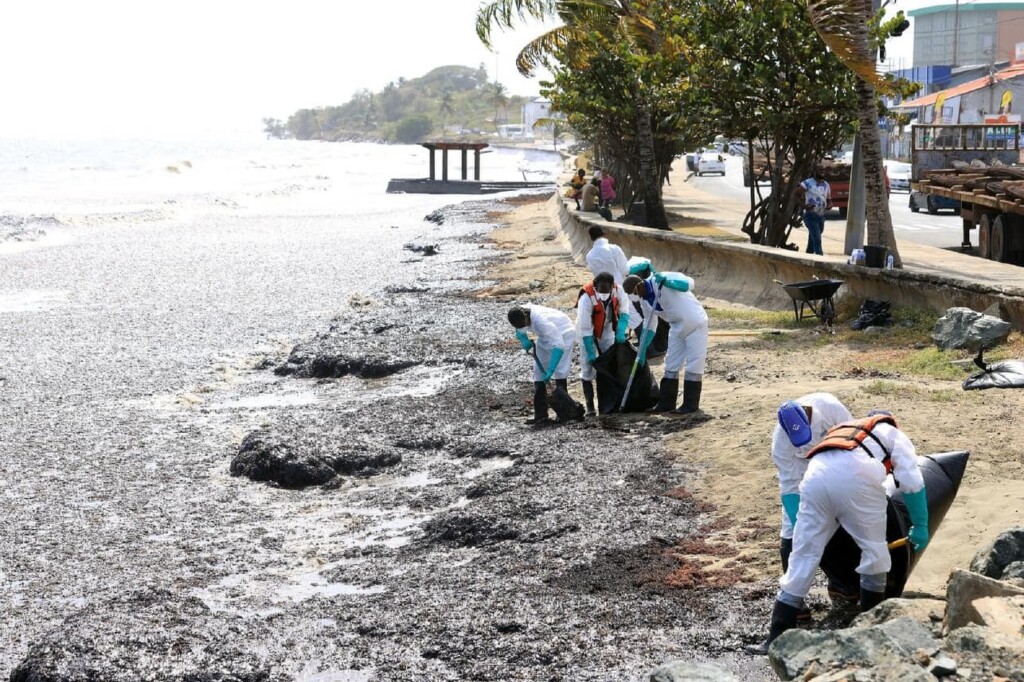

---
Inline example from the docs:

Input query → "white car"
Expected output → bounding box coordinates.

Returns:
[884,160,912,192]
[697,148,726,176]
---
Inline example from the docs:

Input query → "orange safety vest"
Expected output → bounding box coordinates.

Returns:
[805,414,898,473]
[578,282,620,339]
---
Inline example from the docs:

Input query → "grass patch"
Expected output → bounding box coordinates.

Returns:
[707,307,805,329]
[861,380,962,402]
[829,304,940,346]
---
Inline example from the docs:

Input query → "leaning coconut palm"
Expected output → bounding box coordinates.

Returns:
[805,0,903,266]
[476,0,671,228]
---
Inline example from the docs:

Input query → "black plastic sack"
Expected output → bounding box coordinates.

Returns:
[549,386,585,421]
[851,299,892,330]
[963,348,1024,390]
[591,342,659,413]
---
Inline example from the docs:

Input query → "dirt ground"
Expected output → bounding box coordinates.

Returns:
[480,194,1024,599]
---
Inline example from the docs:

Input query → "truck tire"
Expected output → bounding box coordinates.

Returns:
[991,215,1009,262]
[978,214,992,260]
[927,195,939,214]
[909,195,920,213]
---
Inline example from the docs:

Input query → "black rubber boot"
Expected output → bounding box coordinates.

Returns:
[674,380,702,414]
[747,600,802,655]
[554,378,568,394]
[780,537,792,573]
[653,378,679,412]
[582,381,596,417]
[528,381,550,425]
[859,588,886,613]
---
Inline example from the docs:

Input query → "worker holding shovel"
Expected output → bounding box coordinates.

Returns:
[508,304,578,425]
[576,271,632,416]
[622,271,708,414]
[760,410,929,649]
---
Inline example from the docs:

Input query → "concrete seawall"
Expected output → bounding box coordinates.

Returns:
[551,194,1024,329]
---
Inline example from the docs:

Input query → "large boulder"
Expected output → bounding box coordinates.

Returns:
[945,568,1024,631]
[931,307,1011,350]
[972,596,1024,640]
[649,660,740,681]
[9,589,270,682]
[970,527,1024,580]
[851,597,946,636]
[768,617,939,680]
[944,624,1024,676]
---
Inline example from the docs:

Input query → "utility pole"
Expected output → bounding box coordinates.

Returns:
[952,0,960,67]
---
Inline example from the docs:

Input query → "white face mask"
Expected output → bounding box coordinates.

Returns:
[597,292,611,302]
[629,294,640,303]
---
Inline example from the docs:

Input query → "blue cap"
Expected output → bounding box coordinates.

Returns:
[778,400,812,447]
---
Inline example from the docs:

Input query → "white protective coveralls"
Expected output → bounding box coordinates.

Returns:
[779,420,926,600]
[771,393,853,539]
[585,237,630,285]
[637,272,708,382]
[576,284,632,381]
[524,304,576,382]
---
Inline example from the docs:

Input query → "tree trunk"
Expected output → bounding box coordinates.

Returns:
[855,78,902,267]
[635,104,669,229]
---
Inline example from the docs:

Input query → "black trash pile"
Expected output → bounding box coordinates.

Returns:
[851,299,892,330]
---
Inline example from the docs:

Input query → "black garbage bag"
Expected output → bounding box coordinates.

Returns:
[963,346,1024,390]
[591,342,659,413]
[549,385,585,422]
[851,299,892,330]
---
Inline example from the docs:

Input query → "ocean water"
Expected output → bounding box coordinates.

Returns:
[0,136,561,673]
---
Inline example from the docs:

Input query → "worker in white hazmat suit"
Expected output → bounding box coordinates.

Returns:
[772,394,858,611]
[621,272,708,414]
[762,410,929,647]
[576,271,633,416]
[584,225,629,285]
[508,304,576,425]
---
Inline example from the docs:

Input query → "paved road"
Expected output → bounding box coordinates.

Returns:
[689,156,968,250]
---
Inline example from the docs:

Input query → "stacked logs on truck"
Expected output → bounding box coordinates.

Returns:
[918,160,1024,201]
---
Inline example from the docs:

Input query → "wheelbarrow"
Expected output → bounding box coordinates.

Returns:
[773,278,843,323]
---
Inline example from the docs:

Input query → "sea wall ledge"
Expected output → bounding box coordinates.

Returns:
[551,194,1024,330]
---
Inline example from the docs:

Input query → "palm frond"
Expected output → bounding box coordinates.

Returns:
[476,0,560,48]
[805,0,894,93]
[516,25,580,75]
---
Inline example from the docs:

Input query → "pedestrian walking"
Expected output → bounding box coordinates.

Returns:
[796,165,831,256]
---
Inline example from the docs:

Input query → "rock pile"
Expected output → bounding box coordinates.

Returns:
[767,527,1024,680]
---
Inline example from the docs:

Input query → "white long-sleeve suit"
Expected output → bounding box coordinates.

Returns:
[779,420,925,600]
[524,304,575,382]
[771,393,853,539]
[576,286,630,381]
[585,237,629,285]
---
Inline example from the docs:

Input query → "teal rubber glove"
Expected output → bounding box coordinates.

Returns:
[903,488,930,551]
[636,328,656,366]
[781,493,800,527]
[615,313,629,344]
[582,336,598,363]
[653,272,690,292]
[542,347,564,382]
[515,330,533,351]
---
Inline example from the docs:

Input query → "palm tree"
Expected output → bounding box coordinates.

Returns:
[805,0,902,266]
[485,81,510,134]
[476,0,670,228]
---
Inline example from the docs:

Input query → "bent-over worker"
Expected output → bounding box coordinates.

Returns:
[508,304,577,425]
[622,271,708,414]
[763,411,930,647]
[585,225,629,285]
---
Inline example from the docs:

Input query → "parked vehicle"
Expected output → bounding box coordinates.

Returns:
[697,148,726,176]
[819,161,889,219]
[909,123,1023,259]
[909,190,958,214]
[884,160,912,192]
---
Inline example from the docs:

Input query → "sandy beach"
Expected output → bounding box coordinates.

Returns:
[483,194,1024,599]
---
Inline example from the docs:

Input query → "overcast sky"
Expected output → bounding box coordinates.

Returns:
[0,0,983,140]
[0,0,551,138]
